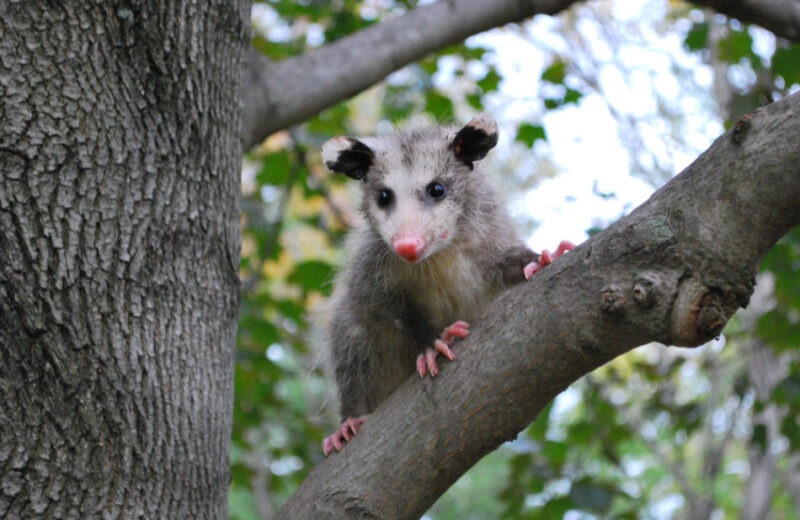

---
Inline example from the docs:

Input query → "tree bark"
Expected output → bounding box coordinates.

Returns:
[0,1,247,517]
[277,92,800,519]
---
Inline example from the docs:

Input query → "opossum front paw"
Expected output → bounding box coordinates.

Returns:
[417,321,470,378]
[523,240,575,280]
[323,415,368,455]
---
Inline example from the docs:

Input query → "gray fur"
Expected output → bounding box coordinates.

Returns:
[320,115,538,421]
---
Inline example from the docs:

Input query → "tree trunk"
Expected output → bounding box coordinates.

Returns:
[277,92,800,519]
[0,2,248,517]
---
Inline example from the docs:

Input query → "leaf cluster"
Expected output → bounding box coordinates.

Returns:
[234,3,800,519]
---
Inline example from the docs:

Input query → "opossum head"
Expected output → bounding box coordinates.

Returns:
[322,114,498,263]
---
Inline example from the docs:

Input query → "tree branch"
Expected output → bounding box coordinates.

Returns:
[242,0,800,150]
[277,92,800,519]
[691,0,800,41]
[241,0,582,149]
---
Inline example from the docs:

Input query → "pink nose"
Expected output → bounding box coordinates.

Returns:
[392,236,426,263]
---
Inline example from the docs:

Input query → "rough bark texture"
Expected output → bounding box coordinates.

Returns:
[241,0,582,149]
[0,1,247,517]
[277,92,800,519]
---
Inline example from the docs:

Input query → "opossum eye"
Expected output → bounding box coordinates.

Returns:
[426,182,446,200]
[377,188,394,208]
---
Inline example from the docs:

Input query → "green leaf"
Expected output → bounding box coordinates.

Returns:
[566,422,594,444]
[772,44,800,87]
[418,54,440,76]
[543,87,582,110]
[257,151,292,186]
[718,27,755,64]
[540,496,572,518]
[424,90,455,119]
[516,123,547,148]
[684,22,709,51]
[461,44,489,61]
[477,68,502,93]
[781,414,800,451]
[288,260,335,293]
[751,423,768,454]
[542,440,568,467]
[308,103,350,136]
[465,92,484,111]
[238,316,280,346]
[564,87,582,105]
[325,8,373,41]
[755,310,800,352]
[772,374,800,405]
[228,484,259,520]
[541,60,567,84]
[274,298,307,324]
[527,401,554,441]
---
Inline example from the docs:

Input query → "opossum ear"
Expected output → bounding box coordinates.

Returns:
[321,137,375,181]
[450,113,499,166]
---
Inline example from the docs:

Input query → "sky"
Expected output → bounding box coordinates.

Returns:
[465,1,726,250]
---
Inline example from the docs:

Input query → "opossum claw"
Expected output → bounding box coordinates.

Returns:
[442,320,470,343]
[524,240,575,279]
[323,415,367,455]
[417,321,470,378]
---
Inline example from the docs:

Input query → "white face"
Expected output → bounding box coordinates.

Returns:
[361,133,466,264]
[322,114,499,265]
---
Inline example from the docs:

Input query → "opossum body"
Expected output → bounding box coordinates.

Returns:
[320,114,573,454]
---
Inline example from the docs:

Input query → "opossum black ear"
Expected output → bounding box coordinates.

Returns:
[321,137,375,181]
[451,113,499,167]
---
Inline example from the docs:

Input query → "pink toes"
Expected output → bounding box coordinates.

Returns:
[524,240,575,280]
[442,320,469,343]
[323,415,367,455]
[417,321,471,378]
[552,240,576,258]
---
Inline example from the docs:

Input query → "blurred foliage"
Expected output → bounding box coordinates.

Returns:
[234,1,800,519]
[683,15,800,121]
[235,3,517,518]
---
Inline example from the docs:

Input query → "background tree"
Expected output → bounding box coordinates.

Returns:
[1,1,247,518]
[2,0,799,519]
[234,1,800,519]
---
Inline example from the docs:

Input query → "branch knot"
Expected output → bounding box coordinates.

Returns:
[600,284,626,315]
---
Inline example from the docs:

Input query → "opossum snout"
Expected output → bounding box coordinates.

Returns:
[392,235,427,263]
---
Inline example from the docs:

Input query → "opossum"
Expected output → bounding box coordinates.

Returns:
[319,113,573,454]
